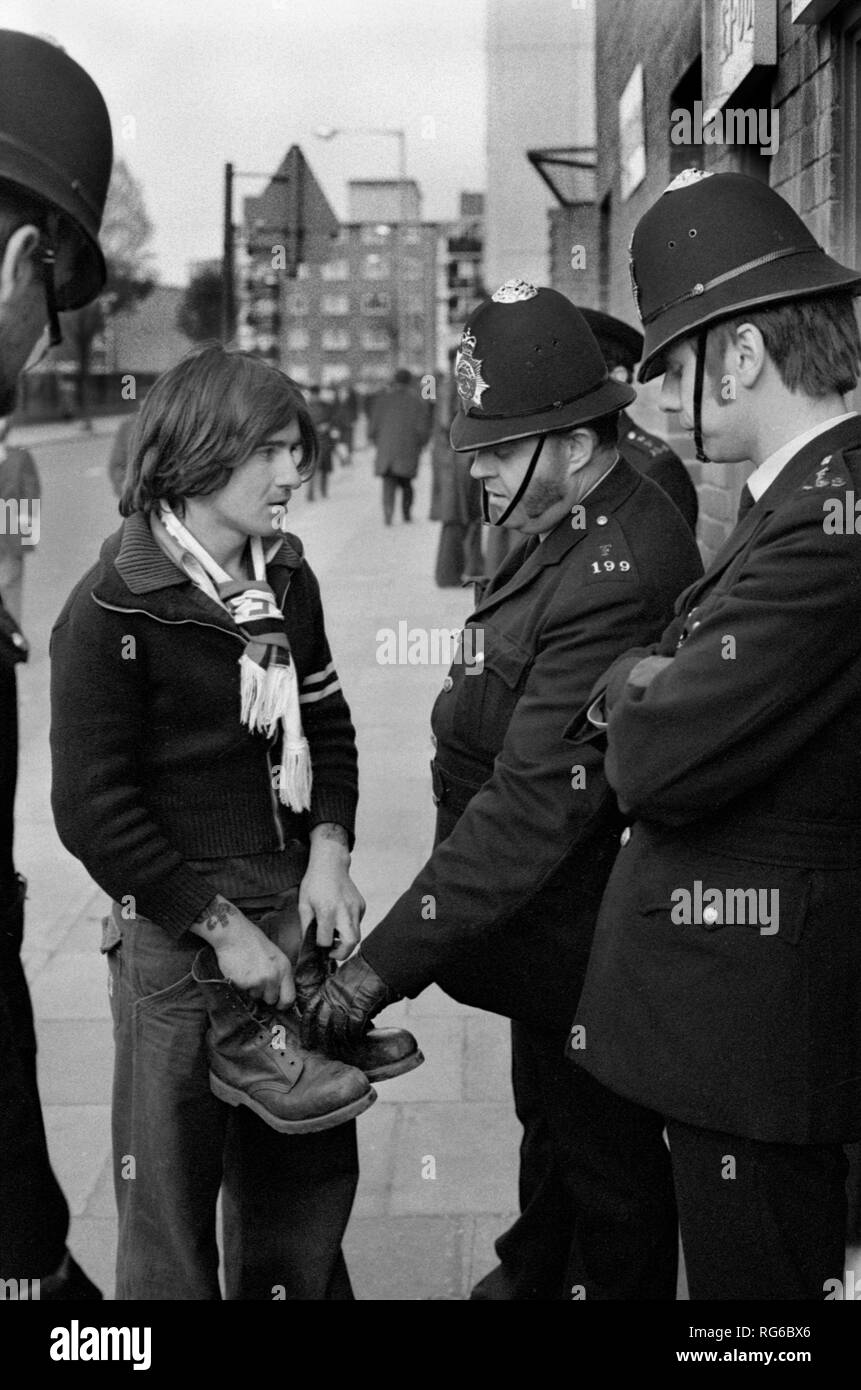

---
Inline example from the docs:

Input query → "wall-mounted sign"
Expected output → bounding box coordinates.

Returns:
[791,0,841,22]
[703,0,777,116]
[619,64,646,201]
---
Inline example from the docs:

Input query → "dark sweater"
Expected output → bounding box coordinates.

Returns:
[50,513,358,937]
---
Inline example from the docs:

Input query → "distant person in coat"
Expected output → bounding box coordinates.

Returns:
[432,379,484,586]
[578,307,699,534]
[306,385,336,500]
[368,368,432,524]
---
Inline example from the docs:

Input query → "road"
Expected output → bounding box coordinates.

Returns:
[12,418,520,1300]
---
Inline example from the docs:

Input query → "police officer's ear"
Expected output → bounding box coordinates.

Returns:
[559,427,598,476]
[716,321,767,393]
[609,364,633,385]
[0,224,42,312]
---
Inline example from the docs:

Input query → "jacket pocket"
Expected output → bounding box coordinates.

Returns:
[636,844,811,946]
[453,622,533,755]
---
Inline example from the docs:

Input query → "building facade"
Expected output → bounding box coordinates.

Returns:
[437,191,486,375]
[594,0,861,563]
[239,177,438,394]
[485,0,595,289]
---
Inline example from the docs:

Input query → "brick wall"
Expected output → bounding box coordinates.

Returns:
[595,0,847,566]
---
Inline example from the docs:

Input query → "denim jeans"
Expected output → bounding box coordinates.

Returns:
[103,892,358,1300]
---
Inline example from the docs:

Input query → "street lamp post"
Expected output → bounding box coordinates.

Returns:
[221,164,303,343]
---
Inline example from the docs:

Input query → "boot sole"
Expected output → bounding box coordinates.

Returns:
[209,1073,377,1133]
[363,1047,425,1083]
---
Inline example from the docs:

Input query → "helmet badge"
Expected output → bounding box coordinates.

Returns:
[492,278,538,303]
[455,328,489,411]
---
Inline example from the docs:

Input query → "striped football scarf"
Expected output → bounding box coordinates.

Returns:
[158,502,312,812]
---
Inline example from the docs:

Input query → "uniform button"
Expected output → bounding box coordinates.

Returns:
[691,620,701,631]
[702,905,719,925]
[596,515,608,526]
[442,676,454,692]
[620,826,631,847]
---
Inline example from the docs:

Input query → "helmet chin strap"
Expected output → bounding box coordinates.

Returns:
[482,434,547,527]
[693,327,709,463]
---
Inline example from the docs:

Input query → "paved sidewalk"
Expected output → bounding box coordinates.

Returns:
[17,441,520,1301]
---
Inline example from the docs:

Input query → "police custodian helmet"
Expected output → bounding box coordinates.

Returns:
[0,30,113,308]
[449,279,635,454]
[630,169,861,384]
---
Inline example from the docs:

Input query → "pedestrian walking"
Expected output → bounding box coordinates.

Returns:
[0,418,40,625]
[50,344,419,1299]
[332,382,358,466]
[306,384,335,500]
[0,29,110,1300]
[368,368,431,524]
[571,169,861,1299]
[301,281,702,1299]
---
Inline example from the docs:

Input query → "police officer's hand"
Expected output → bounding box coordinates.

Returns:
[300,950,400,1052]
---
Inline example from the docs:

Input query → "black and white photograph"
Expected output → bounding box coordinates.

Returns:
[1,0,861,1360]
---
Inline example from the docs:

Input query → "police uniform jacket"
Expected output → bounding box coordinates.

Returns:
[360,456,703,1029]
[618,410,698,534]
[570,415,861,1144]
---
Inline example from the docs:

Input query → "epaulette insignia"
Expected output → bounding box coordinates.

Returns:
[800,456,848,491]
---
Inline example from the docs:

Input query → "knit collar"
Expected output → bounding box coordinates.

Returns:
[113,510,303,595]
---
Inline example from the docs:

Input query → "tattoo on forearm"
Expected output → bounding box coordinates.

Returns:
[194,895,234,934]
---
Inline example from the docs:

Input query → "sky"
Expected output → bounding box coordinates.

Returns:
[4,0,488,284]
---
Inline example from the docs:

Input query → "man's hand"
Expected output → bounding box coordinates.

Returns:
[189,895,294,1009]
[626,654,674,689]
[300,951,400,1053]
[300,823,366,961]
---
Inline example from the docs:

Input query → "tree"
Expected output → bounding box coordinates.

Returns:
[176,266,224,343]
[60,158,157,424]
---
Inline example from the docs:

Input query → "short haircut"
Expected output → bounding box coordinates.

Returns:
[592,336,636,381]
[584,411,621,452]
[120,342,318,518]
[707,292,861,397]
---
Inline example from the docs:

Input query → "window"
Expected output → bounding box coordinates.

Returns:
[286,327,309,350]
[363,253,390,279]
[363,361,393,381]
[361,291,390,315]
[321,258,349,280]
[361,223,392,244]
[401,224,422,245]
[321,293,350,315]
[361,328,390,350]
[287,290,309,315]
[402,256,424,281]
[285,362,309,384]
[321,363,351,385]
[322,328,351,350]
[406,293,424,315]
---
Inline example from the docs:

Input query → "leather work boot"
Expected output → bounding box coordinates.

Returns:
[192,948,375,1134]
[293,924,424,1082]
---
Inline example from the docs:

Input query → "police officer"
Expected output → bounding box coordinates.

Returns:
[303,279,703,1298]
[570,169,861,1299]
[578,307,699,534]
[0,30,112,1294]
